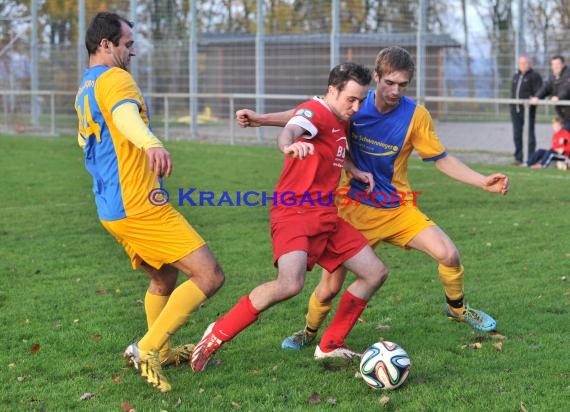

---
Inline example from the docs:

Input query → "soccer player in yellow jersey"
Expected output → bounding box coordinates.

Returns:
[236,47,510,352]
[74,12,225,392]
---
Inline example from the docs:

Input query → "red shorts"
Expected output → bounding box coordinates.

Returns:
[270,207,368,272]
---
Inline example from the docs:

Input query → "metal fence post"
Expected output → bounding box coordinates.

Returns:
[229,96,235,145]
[523,101,530,163]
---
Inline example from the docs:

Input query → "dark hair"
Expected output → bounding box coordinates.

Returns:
[551,55,565,64]
[374,46,415,80]
[327,62,372,93]
[85,12,133,55]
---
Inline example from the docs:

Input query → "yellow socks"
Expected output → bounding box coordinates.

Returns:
[305,290,333,334]
[144,291,172,358]
[138,280,206,352]
[438,264,465,314]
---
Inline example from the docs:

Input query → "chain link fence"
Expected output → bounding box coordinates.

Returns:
[1,0,569,157]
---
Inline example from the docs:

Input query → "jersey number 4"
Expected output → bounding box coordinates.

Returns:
[77,95,101,142]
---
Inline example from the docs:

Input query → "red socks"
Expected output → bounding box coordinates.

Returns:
[319,290,367,351]
[213,295,260,342]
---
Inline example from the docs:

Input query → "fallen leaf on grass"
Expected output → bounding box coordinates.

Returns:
[393,295,401,302]
[91,334,102,341]
[375,324,391,332]
[493,342,503,351]
[462,342,482,350]
[561,276,567,281]
[30,343,40,354]
[489,331,507,340]
[17,375,31,382]
[231,401,241,408]
[79,392,95,401]
[520,401,528,412]
[112,376,121,383]
[308,393,321,404]
[175,398,182,407]
[379,396,390,406]
[8,363,16,369]
[358,316,366,323]
[120,401,135,411]
[96,288,110,295]
[326,397,337,405]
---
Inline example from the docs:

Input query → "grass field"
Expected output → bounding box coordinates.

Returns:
[1,136,569,411]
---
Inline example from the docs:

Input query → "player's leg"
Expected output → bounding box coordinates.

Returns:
[407,226,496,331]
[282,199,386,351]
[191,251,308,372]
[281,267,346,350]
[125,245,224,391]
[116,204,224,391]
[138,262,192,366]
[315,244,389,359]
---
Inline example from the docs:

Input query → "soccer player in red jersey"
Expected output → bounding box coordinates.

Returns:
[191,63,390,372]
[235,47,509,351]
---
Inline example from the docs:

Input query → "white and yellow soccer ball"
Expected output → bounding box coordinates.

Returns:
[359,341,410,390]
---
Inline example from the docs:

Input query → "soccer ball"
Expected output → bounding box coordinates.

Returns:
[359,341,410,390]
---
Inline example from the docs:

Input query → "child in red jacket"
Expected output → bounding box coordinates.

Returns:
[525,117,570,168]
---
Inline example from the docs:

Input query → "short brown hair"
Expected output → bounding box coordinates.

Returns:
[374,46,415,81]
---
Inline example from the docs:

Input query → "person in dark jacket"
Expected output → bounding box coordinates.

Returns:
[511,56,543,164]
[532,55,570,132]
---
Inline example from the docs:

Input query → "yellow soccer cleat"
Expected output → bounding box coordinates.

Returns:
[160,343,196,366]
[124,343,172,392]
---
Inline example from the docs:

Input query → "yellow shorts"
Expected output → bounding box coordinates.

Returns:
[338,201,436,248]
[101,204,206,270]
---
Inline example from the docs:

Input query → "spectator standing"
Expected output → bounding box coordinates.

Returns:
[511,56,542,165]
[532,55,570,131]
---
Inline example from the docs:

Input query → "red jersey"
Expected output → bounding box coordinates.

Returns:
[271,97,348,214]
[551,128,570,157]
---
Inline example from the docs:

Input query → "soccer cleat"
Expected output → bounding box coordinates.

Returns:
[445,305,497,332]
[124,343,142,370]
[123,343,171,392]
[314,344,361,360]
[281,329,317,350]
[191,323,223,372]
[160,343,196,366]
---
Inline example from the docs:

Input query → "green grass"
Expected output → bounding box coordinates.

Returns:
[1,136,569,411]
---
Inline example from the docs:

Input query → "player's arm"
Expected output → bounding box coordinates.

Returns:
[277,124,314,159]
[434,154,509,195]
[236,108,295,128]
[112,102,172,177]
[344,153,374,193]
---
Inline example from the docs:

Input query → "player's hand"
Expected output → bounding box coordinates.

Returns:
[483,173,509,195]
[351,170,375,193]
[146,147,173,177]
[530,97,539,105]
[236,109,262,128]
[282,142,315,159]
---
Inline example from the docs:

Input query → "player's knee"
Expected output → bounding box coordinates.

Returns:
[375,263,389,287]
[279,278,304,299]
[209,264,225,292]
[438,248,461,267]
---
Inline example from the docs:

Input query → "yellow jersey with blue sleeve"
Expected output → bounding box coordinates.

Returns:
[347,92,447,208]
[75,65,160,221]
